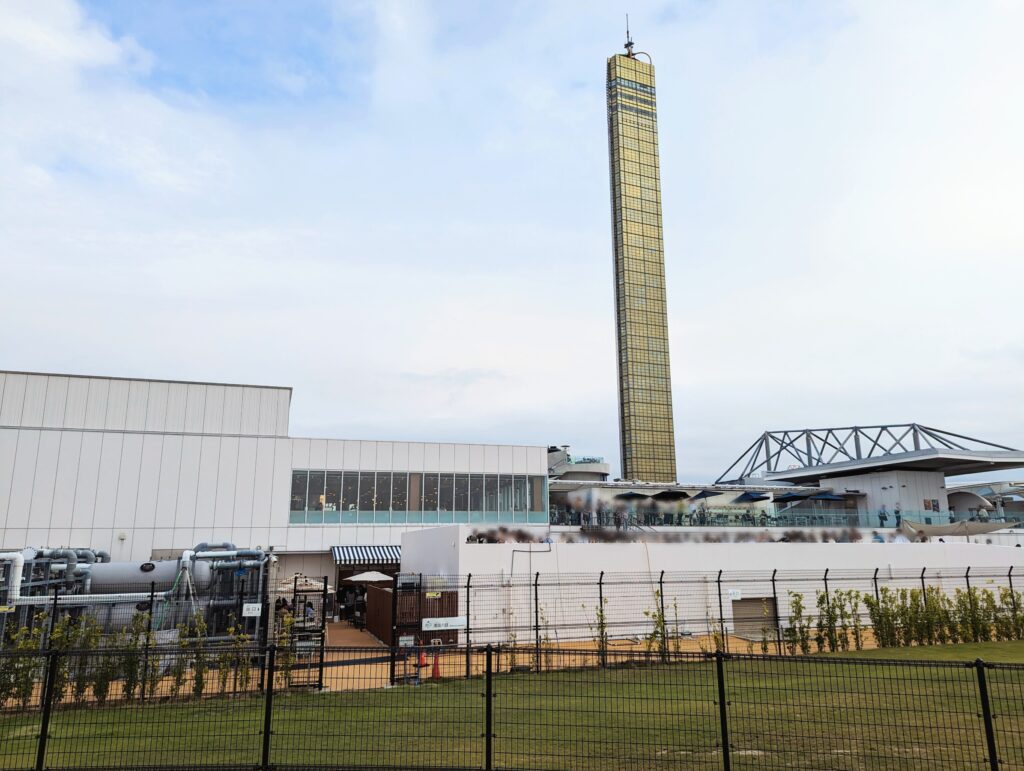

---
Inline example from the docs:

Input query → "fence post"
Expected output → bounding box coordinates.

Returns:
[484,644,493,771]
[822,568,830,610]
[966,567,979,643]
[389,574,399,686]
[47,586,59,646]
[465,574,472,679]
[716,570,727,653]
[533,573,541,673]
[658,570,667,660]
[35,651,59,771]
[770,569,782,655]
[1009,567,1019,616]
[318,575,327,690]
[141,580,156,703]
[920,568,932,644]
[714,651,731,771]
[973,659,1000,771]
[872,568,880,605]
[262,645,276,771]
[598,571,606,668]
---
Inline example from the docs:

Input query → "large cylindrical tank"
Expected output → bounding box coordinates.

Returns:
[89,559,212,592]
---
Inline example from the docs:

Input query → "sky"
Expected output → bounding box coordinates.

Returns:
[1,1,1022,483]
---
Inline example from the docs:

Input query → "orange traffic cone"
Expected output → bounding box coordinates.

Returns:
[431,653,440,680]
[418,649,427,668]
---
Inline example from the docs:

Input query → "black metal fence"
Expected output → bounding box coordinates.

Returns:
[1,643,1022,770]
[390,567,1024,654]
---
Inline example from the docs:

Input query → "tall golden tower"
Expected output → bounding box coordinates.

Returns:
[607,38,677,482]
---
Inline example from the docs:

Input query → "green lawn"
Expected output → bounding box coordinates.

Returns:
[2,652,1022,770]
[827,638,1024,662]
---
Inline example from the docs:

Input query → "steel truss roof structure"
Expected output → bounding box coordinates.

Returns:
[717,424,1019,484]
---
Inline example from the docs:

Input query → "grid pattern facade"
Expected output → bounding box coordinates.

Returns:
[607,54,677,482]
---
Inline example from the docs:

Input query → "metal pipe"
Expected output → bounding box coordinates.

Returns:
[192,542,236,553]
[0,553,25,602]
[194,549,264,560]
[94,550,110,563]
[211,560,263,571]
[13,592,171,607]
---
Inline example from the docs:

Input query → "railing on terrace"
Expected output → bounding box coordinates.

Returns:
[548,507,1024,530]
[0,644,1021,770]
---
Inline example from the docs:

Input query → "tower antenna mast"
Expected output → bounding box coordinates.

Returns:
[625,14,634,57]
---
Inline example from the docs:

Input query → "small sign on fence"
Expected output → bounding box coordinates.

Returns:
[242,602,262,618]
[728,589,742,601]
[0,605,13,614]
[422,616,467,631]
[425,591,441,599]
[398,635,415,648]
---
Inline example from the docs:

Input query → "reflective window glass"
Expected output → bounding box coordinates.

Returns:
[342,472,359,512]
[376,472,392,511]
[499,475,513,512]
[484,475,499,511]
[439,474,454,512]
[423,474,439,511]
[454,474,469,511]
[307,471,325,511]
[358,472,375,511]
[392,474,408,512]
[469,474,484,511]
[513,476,528,512]
[290,471,308,512]
[325,472,342,513]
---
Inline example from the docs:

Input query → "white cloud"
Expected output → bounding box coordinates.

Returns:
[1,1,1022,481]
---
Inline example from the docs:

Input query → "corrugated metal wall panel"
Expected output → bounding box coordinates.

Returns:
[214,437,239,529]
[124,381,150,431]
[164,383,188,433]
[0,373,6,415]
[233,438,257,528]
[83,378,109,429]
[155,434,182,527]
[221,387,243,434]
[104,380,130,430]
[240,388,261,435]
[29,431,62,526]
[175,436,203,530]
[271,438,292,528]
[257,389,278,436]
[184,384,207,433]
[51,431,83,529]
[0,374,27,424]
[20,375,47,426]
[64,377,91,429]
[202,386,226,434]
[92,433,123,529]
[133,434,163,529]
[6,429,39,529]
[72,432,103,530]
[144,381,169,432]
[275,390,290,436]
[42,376,69,427]
[251,438,275,528]
[194,437,221,530]
[114,434,144,529]
[0,429,20,523]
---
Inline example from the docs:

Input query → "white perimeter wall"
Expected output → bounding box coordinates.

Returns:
[401,526,1024,644]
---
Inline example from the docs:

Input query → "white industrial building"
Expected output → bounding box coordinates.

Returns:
[0,370,549,578]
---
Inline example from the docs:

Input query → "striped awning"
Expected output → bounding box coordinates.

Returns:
[331,545,402,566]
